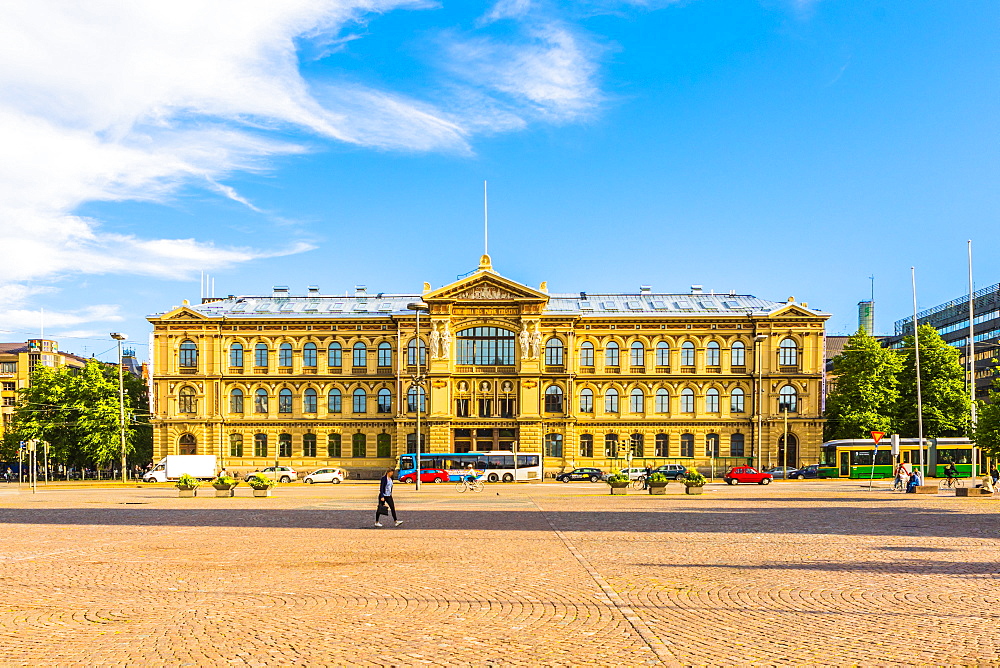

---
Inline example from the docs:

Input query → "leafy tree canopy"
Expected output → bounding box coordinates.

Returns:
[824,329,902,440]
[895,324,970,437]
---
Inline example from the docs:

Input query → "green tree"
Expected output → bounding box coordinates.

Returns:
[895,324,970,437]
[824,329,903,440]
[974,379,1000,458]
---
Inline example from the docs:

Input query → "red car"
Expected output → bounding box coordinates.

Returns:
[724,466,773,485]
[399,468,449,484]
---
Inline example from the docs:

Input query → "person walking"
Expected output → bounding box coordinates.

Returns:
[375,468,402,528]
[990,465,999,488]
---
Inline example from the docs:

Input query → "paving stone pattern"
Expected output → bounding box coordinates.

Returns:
[0,480,997,666]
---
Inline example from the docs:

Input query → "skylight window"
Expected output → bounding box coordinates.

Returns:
[353,303,369,312]
[723,300,741,309]
[675,300,692,310]
[304,301,319,312]
[652,301,668,309]
[379,302,393,311]
[627,301,643,310]
[230,302,248,313]
[700,300,719,310]
[255,302,275,313]
[327,302,345,312]
[279,302,296,312]
[602,301,617,310]
[579,301,593,310]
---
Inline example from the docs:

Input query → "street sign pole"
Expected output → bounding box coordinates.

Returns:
[868,431,885,491]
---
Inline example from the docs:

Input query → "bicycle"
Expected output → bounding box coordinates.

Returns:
[630,475,647,490]
[940,476,963,490]
[455,476,485,493]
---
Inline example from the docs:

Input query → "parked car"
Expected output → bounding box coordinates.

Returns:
[303,468,346,484]
[399,468,450,484]
[723,466,773,485]
[247,466,298,483]
[787,464,821,480]
[618,467,648,481]
[764,466,796,479]
[653,464,689,481]
[556,467,606,483]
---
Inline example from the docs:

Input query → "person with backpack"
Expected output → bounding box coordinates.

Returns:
[375,468,402,528]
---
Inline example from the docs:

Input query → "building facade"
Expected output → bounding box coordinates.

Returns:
[887,282,1000,402]
[0,339,87,439]
[147,257,829,477]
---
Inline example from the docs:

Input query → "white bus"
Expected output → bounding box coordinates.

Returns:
[397,451,541,483]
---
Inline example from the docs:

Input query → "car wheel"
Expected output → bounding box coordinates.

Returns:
[280,476,291,483]
[761,478,771,485]
[796,474,805,480]
[560,477,569,483]
[590,475,600,483]
[403,477,414,483]
[502,473,514,483]
[675,474,686,481]
[305,478,314,484]
[727,479,738,485]
[488,473,499,483]
[433,477,443,483]
[333,478,341,484]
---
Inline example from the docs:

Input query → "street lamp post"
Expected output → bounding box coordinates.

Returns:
[753,334,768,468]
[407,302,429,491]
[110,333,128,484]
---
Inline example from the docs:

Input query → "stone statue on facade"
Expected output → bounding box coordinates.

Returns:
[529,326,542,360]
[519,325,531,359]
[439,323,451,359]
[429,328,441,360]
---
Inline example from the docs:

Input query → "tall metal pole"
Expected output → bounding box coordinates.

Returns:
[111,334,128,484]
[783,406,789,476]
[415,308,421,491]
[754,334,768,469]
[968,240,978,478]
[911,268,925,479]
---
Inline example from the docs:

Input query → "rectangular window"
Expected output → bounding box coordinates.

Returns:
[498,398,516,418]
[328,346,342,367]
[706,435,720,457]
[2,382,14,391]
[229,434,243,458]
[731,392,745,413]
[279,435,292,457]
[303,346,317,367]
[278,347,292,367]
[706,346,720,366]
[730,434,745,457]
[655,346,669,366]
[605,392,618,413]
[378,346,392,367]
[545,343,563,365]
[230,392,244,413]
[353,392,366,413]
[0,363,16,374]
[2,396,14,407]
[630,347,643,367]
[605,346,619,367]
[655,434,669,457]
[604,435,618,458]
[705,392,719,413]
[303,434,317,458]
[255,347,268,368]
[377,434,391,458]
[353,346,367,367]
[731,345,745,367]
[580,346,594,367]
[352,434,366,458]
[544,434,563,458]
[579,435,593,458]
[681,346,695,366]
[681,393,694,413]
[278,392,292,414]
[580,392,593,413]
[327,434,341,457]
[254,435,268,458]
[680,435,694,458]
[328,392,342,413]
[230,347,243,368]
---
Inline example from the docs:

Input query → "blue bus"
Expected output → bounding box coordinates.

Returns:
[398,451,541,483]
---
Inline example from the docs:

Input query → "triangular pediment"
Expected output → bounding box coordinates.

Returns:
[157,306,208,321]
[767,303,826,319]
[425,269,548,303]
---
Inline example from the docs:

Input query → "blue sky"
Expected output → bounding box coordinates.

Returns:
[0,0,997,361]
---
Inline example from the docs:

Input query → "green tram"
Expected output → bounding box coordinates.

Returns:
[819,437,977,479]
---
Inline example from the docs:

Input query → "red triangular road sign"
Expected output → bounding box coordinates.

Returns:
[871,431,885,445]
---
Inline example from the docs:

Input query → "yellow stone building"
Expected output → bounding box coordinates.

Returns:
[0,339,88,438]
[147,257,829,477]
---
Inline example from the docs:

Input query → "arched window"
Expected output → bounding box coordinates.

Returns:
[353,388,367,413]
[278,388,292,413]
[328,388,342,413]
[545,338,564,365]
[377,433,391,458]
[254,343,269,368]
[544,385,564,412]
[706,388,720,413]
[630,433,644,457]
[229,343,244,368]
[352,433,366,458]
[278,433,292,457]
[377,342,392,367]
[579,388,594,413]
[605,388,619,413]
[655,433,669,457]
[328,342,342,367]
[681,341,695,366]
[731,341,746,367]
[731,388,745,413]
[730,433,745,457]
[706,433,720,457]
[353,342,367,368]
[377,388,392,413]
[706,341,720,366]
[253,433,267,457]
[680,433,694,457]
[327,433,342,457]
[580,341,595,367]
[681,388,694,413]
[278,343,293,367]
[605,341,620,367]
[179,340,198,368]
[579,434,594,457]
[778,385,798,412]
[456,327,516,365]
[629,341,645,367]
[303,388,317,413]
[303,433,317,457]
[655,389,669,413]
[407,338,426,366]
[629,388,644,413]
[230,388,244,413]
[179,433,197,455]
[229,433,243,457]
[179,387,196,413]
[655,342,670,366]
[779,338,798,366]
[604,433,619,458]
[254,389,268,413]
[303,342,317,367]
[778,433,799,467]
[544,433,563,457]
[407,385,426,412]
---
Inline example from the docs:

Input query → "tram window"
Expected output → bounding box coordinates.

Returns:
[937,449,971,464]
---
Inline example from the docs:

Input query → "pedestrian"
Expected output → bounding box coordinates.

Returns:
[990,465,999,488]
[375,468,402,528]
[643,466,652,490]
[905,469,919,494]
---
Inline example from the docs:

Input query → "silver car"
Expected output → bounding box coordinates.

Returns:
[248,466,299,483]
[303,468,346,484]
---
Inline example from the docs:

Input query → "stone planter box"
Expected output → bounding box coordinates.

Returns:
[684,485,704,495]
[252,488,272,497]
[648,484,668,495]
[214,488,235,498]
[915,485,938,494]
[955,487,991,497]
[609,484,628,495]
[177,488,197,498]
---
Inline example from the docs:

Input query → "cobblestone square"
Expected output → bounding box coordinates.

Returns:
[0,479,997,666]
